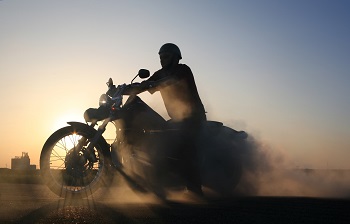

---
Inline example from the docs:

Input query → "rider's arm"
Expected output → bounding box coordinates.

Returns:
[122,81,150,95]
[123,65,186,95]
[146,76,179,94]
[122,76,178,95]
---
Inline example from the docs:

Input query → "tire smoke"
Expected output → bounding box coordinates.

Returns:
[234,134,350,198]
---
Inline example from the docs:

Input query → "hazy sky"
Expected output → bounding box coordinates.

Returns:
[1,0,349,169]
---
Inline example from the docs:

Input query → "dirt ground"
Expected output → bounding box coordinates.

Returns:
[0,183,350,224]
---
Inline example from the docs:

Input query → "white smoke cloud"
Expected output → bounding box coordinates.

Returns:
[234,134,350,198]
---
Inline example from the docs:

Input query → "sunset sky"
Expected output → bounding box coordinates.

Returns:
[1,0,349,169]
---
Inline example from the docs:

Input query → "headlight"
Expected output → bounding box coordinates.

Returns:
[99,94,111,106]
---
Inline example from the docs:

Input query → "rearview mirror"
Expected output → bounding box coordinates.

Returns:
[138,69,150,79]
[106,78,113,87]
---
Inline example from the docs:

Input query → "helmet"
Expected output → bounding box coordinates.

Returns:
[158,43,182,59]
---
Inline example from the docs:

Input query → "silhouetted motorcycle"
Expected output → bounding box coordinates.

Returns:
[40,70,248,199]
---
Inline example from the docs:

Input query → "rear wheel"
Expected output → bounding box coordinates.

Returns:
[40,126,112,198]
[199,126,244,197]
[201,148,242,197]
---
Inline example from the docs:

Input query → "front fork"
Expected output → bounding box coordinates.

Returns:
[76,118,111,164]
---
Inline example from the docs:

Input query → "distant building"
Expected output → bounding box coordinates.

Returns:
[11,152,36,170]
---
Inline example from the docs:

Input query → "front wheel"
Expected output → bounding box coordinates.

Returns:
[40,126,112,198]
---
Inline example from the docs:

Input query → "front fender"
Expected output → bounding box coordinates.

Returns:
[67,121,111,155]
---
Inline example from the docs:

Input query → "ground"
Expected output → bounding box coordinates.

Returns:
[0,183,349,224]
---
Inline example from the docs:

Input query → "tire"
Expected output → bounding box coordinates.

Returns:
[40,126,112,198]
[199,126,244,197]
[201,147,242,197]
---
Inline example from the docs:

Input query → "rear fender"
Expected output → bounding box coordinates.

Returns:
[202,121,247,139]
[199,121,248,154]
[67,122,111,155]
[220,126,248,140]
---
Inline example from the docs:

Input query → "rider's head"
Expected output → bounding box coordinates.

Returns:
[158,43,182,70]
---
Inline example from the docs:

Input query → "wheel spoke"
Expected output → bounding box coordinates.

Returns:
[51,149,66,161]
[55,138,68,151]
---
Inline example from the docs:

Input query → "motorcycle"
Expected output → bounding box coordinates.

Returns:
[40,70,248,199]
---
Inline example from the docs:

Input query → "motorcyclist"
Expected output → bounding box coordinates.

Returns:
[125,43,206,197]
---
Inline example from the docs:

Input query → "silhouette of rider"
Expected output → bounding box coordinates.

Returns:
[127,43,206,196]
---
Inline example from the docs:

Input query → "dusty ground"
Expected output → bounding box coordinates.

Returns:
[0,183,350,224]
